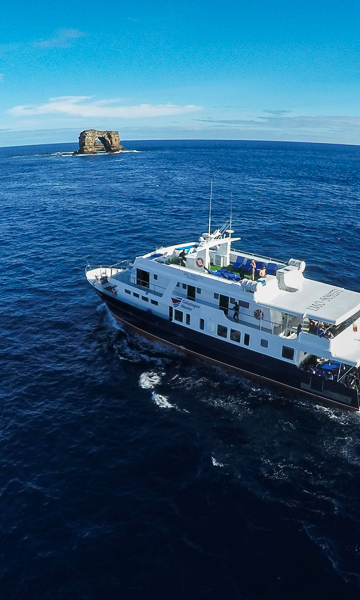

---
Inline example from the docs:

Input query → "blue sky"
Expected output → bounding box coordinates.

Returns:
[1,0,360,145]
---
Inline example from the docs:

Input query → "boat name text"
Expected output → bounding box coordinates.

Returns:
[180,300,200,311]
[306,288,344,312]
[184,273,202,282]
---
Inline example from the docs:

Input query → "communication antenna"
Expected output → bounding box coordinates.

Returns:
[208,179,213,235]
[229,191,233,232]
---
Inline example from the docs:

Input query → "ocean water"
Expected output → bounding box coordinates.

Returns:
[2,139,360,599]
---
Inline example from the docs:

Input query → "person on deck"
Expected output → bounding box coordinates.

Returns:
[179,249,186,266]
[250,259,256,281]
[232,301,240,322]
[317,324,326,337]
[258,265,266,278]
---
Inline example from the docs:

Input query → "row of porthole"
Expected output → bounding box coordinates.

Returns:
[216,323,294,360]
[125,288,158,306]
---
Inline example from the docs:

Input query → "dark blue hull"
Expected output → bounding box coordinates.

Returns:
[97,290,359,411]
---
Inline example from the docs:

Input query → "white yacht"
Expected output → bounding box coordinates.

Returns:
[86,225,360,411]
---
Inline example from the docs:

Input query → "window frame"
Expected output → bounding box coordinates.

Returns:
[282,346,294,360]
[217,324,228,338]
[230,329,241,343]
[174,309,183,322]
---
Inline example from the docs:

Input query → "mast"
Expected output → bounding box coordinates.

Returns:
[208,180,213,236]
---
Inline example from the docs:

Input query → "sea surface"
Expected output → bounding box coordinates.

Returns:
[1,139,360,599]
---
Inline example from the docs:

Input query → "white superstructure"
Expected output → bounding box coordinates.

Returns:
[86,227,360,411]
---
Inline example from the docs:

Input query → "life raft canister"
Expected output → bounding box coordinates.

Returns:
[254,309,264,320]
[196,257,204,268]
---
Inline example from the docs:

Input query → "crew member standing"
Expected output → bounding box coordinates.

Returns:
[250,259,256,281]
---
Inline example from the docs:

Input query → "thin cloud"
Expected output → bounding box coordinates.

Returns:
[8,96,201,118]
[196,115,360,131]
[263,109,292,116]
[33,28,85,48]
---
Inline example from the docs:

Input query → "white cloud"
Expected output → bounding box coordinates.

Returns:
[8,96,201,119]
[33,28,85,48]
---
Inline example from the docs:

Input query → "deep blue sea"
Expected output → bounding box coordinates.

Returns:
[2,139,360,599]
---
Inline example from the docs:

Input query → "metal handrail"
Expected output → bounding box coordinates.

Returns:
[230,248,286,265]
[86,259,133,271]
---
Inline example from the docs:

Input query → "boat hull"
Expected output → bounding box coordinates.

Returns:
[96,290,359,412]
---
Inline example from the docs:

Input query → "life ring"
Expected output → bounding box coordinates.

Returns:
[254,309,264,320]
[196,257,204,268]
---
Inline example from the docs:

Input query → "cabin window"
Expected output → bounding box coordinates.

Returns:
[182,283,187,289]
[151,299,158,306]
[230,297,235,304]
[136,269,149,288]
[187,285,196,301]
[282,346,294,360]
[133,292,139,298]
[175,310,183,322]
[214,293,219,299]
[197,288,201,294]
[176,282,180,287]
[125,289,131,294]
[153,274,158,280]
[142,296,149,302]
[200,318,204,330]
[244,333,250,346]
[186,314,190,325]
[239,300,249,309]
[261,339,268,348]
[217,324,227,338]
[230,329,241,343]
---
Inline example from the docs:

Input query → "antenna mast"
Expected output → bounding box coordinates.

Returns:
[208,180,213,235]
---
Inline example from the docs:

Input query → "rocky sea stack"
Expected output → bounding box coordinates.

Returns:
[75,130,125,154]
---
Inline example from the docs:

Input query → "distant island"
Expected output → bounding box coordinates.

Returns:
[74,130,126,154]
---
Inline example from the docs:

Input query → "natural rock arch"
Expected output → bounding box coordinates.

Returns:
[76,130,125,154]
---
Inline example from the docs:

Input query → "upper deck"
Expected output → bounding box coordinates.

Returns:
[143,230,360,327]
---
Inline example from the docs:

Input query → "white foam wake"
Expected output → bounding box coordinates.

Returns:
[139,371,162,389]
[211,456,224,468]
[97,303,124,331]
[151,392,174,409]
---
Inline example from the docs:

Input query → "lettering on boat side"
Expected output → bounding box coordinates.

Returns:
[306,288,344,312]
[180,300,200,311]
[184,273,202,281]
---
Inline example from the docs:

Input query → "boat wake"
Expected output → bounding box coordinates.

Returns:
[151,392,175,410]
[139,371,163,389]
[97,303,125,331]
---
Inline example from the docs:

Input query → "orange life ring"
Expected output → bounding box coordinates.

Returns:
[196,257,204,268]
[254,309,264,320]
